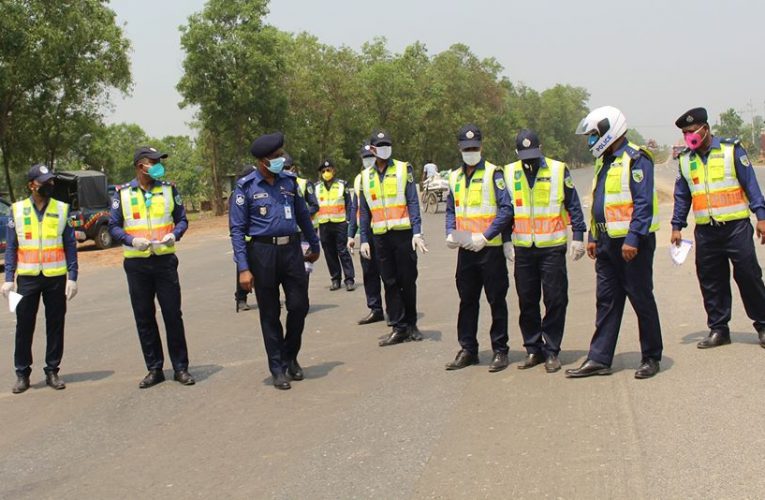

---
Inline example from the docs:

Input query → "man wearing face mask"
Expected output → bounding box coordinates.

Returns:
[108,146,193,389]
[566,106,663,380]
[348,144,386,324]
[359,129,428,346]
[315,159,355,291]
[2,164,78,394]
[672,107,765,349]
[505,130,587,373]
[444,124,514,372]
[229,132,320,390]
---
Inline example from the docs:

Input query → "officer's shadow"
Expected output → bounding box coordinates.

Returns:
[681,330,710,345]
[682,330,761,346]
[189,364,224,382]
[552,351,674,374]
[259,360,344,385]
[30,369,115,388]
[375,329,443,342]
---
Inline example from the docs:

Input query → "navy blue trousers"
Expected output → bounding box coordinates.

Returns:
[14,275,66,376]
[360,240,384,314]
[320,222,355,284]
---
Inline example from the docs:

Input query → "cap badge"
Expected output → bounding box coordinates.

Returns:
[377,132,384,138]
[39,166,49,174]
[466,131,475,139]
[522,138,531,148]
[324,161,329,167]
[149,147,157,152]
[686,115,693,123]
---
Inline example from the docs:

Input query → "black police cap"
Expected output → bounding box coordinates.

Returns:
[250,132,284,158]
[675,107,708,128]
[369,129,392,146]
[360,143,374,158]
[27,163,55,183]
[515,129,542,160]
[133,146,168,165]
[318,159,334,171]
[457,124,482,149]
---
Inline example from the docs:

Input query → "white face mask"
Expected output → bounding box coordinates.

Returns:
[461,151,481,166]
[375,146,392,160]
[362,157,375,169]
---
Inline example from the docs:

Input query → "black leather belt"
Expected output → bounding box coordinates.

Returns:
[708,218,726,227]
[250,234,300,245]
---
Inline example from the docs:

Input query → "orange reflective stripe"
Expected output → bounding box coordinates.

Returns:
[456,215,494,233]
[692,188,745,211]
[318,204,345,216]
[605,203,633,222]
[371,204,408,222]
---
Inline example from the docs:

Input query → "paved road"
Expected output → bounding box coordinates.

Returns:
[1,165,764,499]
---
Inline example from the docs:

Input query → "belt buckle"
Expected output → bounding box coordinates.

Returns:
[275,236,290,245]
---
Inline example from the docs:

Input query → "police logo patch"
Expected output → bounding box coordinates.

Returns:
[235,194,245,206]
[741,154,751,167]
[258,205,268,216]
[632,169,644,183]
[514,170,522,181]
[564,177,574,189]
[39,166,49,174]
[23,207,31,216]
[112,198,120,209]
[466,130,475,139]
[495,177,506,190]
[686,115,693,123]
[175,194,183,205]
[7,218,14,229]
[407,172,414,183]
[306,184,313,194]
[522,138,531,148]
[377,132,384,139]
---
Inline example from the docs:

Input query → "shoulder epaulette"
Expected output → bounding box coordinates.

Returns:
[626,143,654,162]
[720,137,741,145]
[161,180,176,187]
[282,170,297,178]
[236,170,259,187]
[115,183,129,191]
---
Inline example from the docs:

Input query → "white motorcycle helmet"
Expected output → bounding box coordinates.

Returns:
[576,106,627,158]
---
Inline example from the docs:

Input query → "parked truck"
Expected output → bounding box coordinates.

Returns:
[53,170,114,249]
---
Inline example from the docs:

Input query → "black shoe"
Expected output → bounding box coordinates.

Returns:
[757,327,765,349]
[345,281,356,291]
[287,360,304,381]
[565,359,612,378]
[272,372,291,390]
[488,351,509,372]
[173,370,195,385]
[358,310,385,325]
[379,329,410,347]
[12,375,30,394]
[45,372,66,390]
[517,353,545,370]
[697,330,731,349]
[139,370,166,389]
[445,350,479,370]
[408,325,424,341]
[545,355,562,373]
[635,358,660,379]
[329,280,341,291]
[236,300,251,311]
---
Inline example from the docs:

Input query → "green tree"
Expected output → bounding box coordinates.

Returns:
[713,108,744,139]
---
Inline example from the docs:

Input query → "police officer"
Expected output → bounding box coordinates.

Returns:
[348,144,386,324]
[108,146,194,389]
[506,130,588,373]
[359,129,428,346]
[566,106,663,379]
[234,162,256,311]
[284,153,320,278]
[316,159,355,291]
[444,125,514,372]
[229,132,320,390]
[671,107,765,349]
[2,164,78,394]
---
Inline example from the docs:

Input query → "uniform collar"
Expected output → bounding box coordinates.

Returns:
[253,168,285,185]
[607,139,630,160]
[129,178,160,190]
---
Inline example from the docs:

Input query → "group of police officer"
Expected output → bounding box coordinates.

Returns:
[4,105,765,393]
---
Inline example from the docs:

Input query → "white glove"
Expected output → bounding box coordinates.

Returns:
[65,280,78,301]
[569,240,585,261]
[347,236,355,255]
[360,242,371,260]
[468,233,488,252]
[503,242,515,262]
[412,233,429,253]
[131,237,151,251]
[1,281,16,298]
[161,233,176,247]
[446,233,460,249]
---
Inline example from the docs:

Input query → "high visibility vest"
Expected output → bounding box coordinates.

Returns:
[361,160,411,235]
[12,198,68,277]
[354,173,362,226]
[678,142,749,224]
[505,158,569,248]
[120,183,176,258]
[448,162,501,246]
[591,142,659,238]
[316,180,346,224]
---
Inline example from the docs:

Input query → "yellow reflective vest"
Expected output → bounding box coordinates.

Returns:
[119,183,176,258]
[678,141,749,224]
[361,160,411,235]
[505,158,569,248]
[448,162,501,246]
[11,198,68,277]
[316,180,346,224]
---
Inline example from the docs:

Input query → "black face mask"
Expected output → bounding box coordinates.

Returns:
[37,183,55,198]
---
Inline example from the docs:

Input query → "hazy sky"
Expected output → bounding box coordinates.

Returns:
[107,0,765,146]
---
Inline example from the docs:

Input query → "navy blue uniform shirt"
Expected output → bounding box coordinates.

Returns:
[301,179,320,218]
[444,159,514,241]
[229,169,319,272]
[591,141,655,247]
[672,137,765,229]
[108,179,189,247]
[519,158,587,241]
[358,160,422,244]
[5,198,78,282]
[348,174,362,237]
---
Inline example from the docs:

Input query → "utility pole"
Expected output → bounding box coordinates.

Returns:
[746,100,756,146]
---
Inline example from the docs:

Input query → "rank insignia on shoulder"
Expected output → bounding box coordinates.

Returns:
[741,154,751,167]
[632,169,644,183]
[495,177,506,190]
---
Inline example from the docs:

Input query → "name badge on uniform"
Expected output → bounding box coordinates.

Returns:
[284,205,293,219]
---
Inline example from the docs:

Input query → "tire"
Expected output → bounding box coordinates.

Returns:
[424,192,438,213]
[94,223,113,249]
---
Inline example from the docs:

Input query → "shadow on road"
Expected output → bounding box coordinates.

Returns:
[308,304,339,314]
[190,364,224,382]
[304,360,344,379]
[610,352,674,373]
[681,330,709,345]
[62,370,115,384]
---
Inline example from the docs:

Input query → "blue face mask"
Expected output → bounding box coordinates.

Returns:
[147,163,165,180]
[266,157,285,174]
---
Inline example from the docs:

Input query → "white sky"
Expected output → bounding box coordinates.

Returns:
[106,0,765,145]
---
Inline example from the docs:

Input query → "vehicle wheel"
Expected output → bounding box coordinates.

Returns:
[425,192,438,213]
[94,224,113,249]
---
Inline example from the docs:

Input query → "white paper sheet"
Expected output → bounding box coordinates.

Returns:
[670,239,693,265]
[9,291,23,313]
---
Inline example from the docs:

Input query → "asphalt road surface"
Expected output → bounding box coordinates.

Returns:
[1,163,764,499]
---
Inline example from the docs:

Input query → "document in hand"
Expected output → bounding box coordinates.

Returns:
[670,239,693,266]
[8,291,23,313]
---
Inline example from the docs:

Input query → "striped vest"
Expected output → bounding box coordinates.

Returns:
[12,198,68,277]
[119,183,175,258]
[361,160,411,235]
[448,162,501,246]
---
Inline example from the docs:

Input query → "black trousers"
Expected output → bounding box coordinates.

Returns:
[124,254,189,372]
[589,233,663,366]
[514,245,568,356]
[14,275,66,376]
[695,219,765,333]
[373,229,417,332]
[248,240,309,376]
[320,221,355,284]
[455,246,509,354]
[360,240,384,314]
